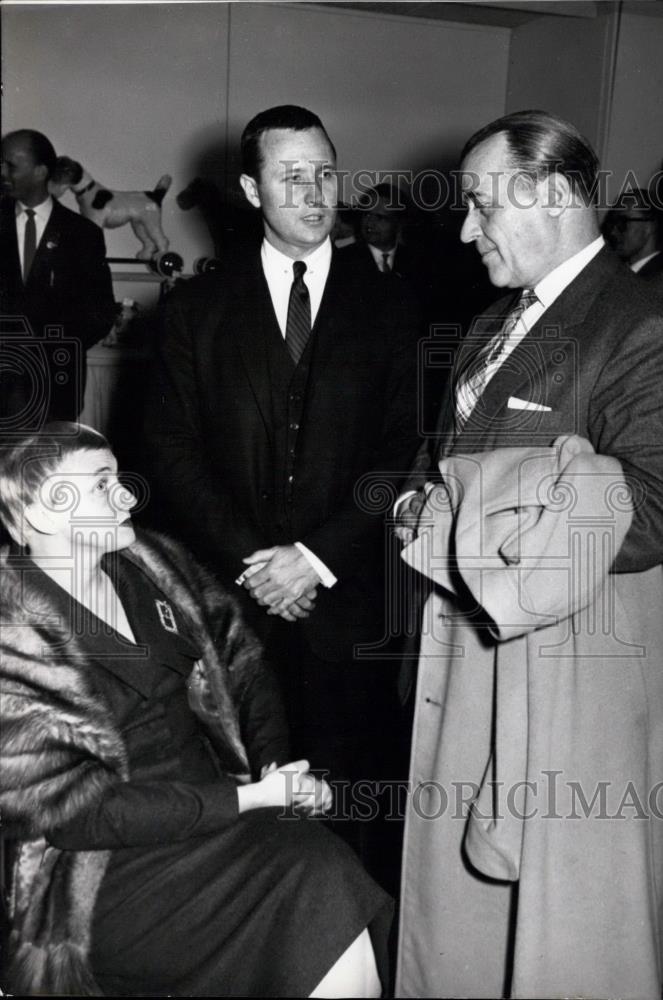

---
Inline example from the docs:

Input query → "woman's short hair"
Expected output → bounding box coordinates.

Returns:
[0,422,109,545]
[461,109,600,206]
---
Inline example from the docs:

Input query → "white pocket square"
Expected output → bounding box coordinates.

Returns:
[507,396,552,412]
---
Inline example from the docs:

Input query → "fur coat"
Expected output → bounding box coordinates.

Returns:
[0,529,273,995]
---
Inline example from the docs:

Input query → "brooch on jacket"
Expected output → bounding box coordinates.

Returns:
[155,598,178,633]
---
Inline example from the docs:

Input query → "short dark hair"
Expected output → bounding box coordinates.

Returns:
[240,105,336,180]
[0,422,109,545]
[461,110,600,206]
[3,129,57,178]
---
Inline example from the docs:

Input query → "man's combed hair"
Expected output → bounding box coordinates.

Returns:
[461,110,600,206]
[3,129,57,178]
[0,422,108,545]
[240,105,336,180]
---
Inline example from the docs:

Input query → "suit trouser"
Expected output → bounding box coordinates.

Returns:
[263,619,410,896]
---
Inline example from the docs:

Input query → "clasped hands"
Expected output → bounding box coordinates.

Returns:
[240,544,320,621]
[237,759,332,816]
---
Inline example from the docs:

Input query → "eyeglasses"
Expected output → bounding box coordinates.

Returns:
[605,215,654,231]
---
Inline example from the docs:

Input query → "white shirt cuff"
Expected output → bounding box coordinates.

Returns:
[295,542,337,588]
[394,482,436,518]
[394,490,417,518]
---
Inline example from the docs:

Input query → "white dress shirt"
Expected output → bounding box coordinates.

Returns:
[15,196,54,278]
[261,237,332,336]
[367,243,397,274]
[260,236,337,588]
[632,251,661,274]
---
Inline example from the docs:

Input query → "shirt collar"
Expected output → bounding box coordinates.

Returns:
[632,250,661,273]
[261,236,332,279]
[16,195,53,222]
[534,235,605,309]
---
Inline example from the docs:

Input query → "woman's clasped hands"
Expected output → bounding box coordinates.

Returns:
[237,759,333,816]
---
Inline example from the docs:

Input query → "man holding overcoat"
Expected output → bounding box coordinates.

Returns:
[395,110,663,1000]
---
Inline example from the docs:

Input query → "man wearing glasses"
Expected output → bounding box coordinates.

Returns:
[603,186,663,284]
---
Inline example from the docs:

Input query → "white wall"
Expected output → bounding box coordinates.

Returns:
[227,4,510,186]
[2,2,511,268]
[505,10,618,155]
[603,10,663,198]
[2,3,230,264]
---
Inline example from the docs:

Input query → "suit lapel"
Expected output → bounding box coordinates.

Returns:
[229,257,278,442]
[457,248,616,438]
[303,252,353,399]
[310,251,339,347]
[434,379,456,461]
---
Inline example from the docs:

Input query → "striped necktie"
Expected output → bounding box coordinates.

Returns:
[285,260,311,365]
[454,288,538,433]
[23,208,37,282]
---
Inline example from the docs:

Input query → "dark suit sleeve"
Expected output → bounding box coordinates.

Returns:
[238,667,291,774]
[301,287,422,580]
[142,287,265,583]
[590,310,663,572]
[46,777,240,850]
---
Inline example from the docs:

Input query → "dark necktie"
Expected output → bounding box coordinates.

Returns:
[285,260,311,365]
[23,208,37,282]
[454,288,538,433]
[382,253,392,274]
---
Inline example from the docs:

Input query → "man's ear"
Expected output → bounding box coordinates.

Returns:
[239,173,261,209]
[35,163,50,186]
[542,171,572,218]
[23,499,58,536]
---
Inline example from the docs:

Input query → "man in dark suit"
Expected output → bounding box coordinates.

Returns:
[351,182,409,276]
[395,111,663,998]
[1,129,114,425]
[602,186,663,289]
[143,106,420,820]
[342,183,434,303]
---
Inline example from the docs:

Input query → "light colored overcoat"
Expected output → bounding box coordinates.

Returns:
[397,249,663,999]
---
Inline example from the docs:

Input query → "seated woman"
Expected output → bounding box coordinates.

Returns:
[0,423,391,998]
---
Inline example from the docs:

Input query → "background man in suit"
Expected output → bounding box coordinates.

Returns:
[0,129,114,425]
[603,186,663,286]
[395,111,663,998]
[355,182,407,275]
[143,106,420,862]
